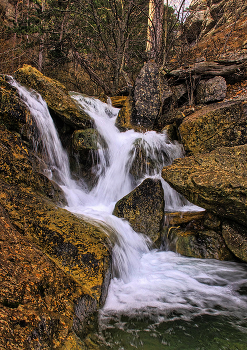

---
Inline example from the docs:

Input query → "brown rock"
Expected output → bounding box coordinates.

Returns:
[0,204,84,349]
[110,96,128,108]
[165,211,205,226]
[0,126,111,347]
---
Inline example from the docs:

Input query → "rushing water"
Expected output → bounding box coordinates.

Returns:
[10,78,247,349]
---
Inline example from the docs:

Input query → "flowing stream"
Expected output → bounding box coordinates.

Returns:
[10,78,247,349]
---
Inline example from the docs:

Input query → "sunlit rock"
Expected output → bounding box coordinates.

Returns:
[179,99,247,155]
[14,65,92,129]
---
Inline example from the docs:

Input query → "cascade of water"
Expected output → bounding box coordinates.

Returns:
[71,93,192,210]
[10,80,247,337]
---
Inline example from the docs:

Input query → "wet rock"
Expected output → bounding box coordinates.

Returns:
[113,178,164,244]
[129,138,165,180]
[169,228,234,260]
[162,144,247,227]
[165,211,205,226]
[161,124,179,141]
[14,65,92,130]
[72,128,101,164]
[196,76,227,104]
[0,75,30,134]
[164,210,234,260]
[179,99,247,154]
[222,220,247,262]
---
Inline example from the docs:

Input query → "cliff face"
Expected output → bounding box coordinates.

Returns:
[184,0,247,61]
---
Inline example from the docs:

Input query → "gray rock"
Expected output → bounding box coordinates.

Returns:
[133,61,161,130]
[196,76,227,104]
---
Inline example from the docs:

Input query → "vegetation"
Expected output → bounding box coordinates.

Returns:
[0,0,188,94]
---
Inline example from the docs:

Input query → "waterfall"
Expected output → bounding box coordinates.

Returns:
[10,79,247,346]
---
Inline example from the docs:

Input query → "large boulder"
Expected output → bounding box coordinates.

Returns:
[14,65,92,130]
[113,178,164,244]
[0,204,84,350]
[179,99,247,155]
[0,125,111,347]
[196,76,227,104]
[133,61,162,130]
[162,144,247,227]
[115,61,173,131]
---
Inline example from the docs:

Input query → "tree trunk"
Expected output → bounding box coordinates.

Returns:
[146,0,164,62]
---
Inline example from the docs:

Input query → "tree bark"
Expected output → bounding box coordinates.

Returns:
[146,0,164,62]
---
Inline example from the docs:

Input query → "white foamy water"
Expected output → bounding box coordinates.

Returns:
[10,78,247,327]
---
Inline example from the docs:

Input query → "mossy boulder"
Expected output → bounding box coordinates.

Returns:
[162,144,247,227]
[14,65,92,130]
[0,126,111,347]
[113,178,164,244]
[0,204,85,350]
[179,99,247,155]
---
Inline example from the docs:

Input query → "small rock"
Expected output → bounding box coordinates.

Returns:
[196,76,227,104]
